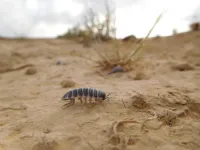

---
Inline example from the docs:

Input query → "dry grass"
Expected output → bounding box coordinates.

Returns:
[81,12,166,71]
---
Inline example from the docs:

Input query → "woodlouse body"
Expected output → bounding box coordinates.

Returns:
[108,66,124,74]
[61,88,107,107]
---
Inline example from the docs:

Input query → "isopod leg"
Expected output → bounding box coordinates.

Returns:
[79,97,83,104]
[85,97,94,109]
[84,97,87,104]
[62,99,75,109]
[95,98,99,103]
[87,97,94,105]
[88,97,92,104]
[88,97,95,107]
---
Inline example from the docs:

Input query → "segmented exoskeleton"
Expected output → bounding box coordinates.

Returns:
[61,88,109,108]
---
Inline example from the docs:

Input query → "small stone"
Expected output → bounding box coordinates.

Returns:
[43,128,51,134]
[56,60,62,65]
[25,67,37,75]
[132,94,150,109]
[171,63,194,71]
[134,72,147,80]
[60,80,75,88]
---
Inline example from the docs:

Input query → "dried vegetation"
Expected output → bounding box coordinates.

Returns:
[58,1,166,72]
[85,13,165,72]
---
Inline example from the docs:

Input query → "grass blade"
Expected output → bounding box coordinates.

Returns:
[123,11,166,64]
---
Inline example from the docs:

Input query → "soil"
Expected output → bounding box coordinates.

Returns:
[0,31,200,150]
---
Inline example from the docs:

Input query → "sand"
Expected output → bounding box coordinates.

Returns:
[0,31,200,150]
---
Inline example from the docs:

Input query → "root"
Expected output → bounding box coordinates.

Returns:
[140,110,162,131]
[109,120,139,148]
[113,120,139,134]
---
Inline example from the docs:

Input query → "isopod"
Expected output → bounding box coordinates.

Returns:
[61,88,109,108]
[108,66,124,74]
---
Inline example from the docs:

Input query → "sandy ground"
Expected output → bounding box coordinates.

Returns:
[0,31,200,150]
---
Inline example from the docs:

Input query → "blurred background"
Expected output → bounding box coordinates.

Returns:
[0,0,199,39]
